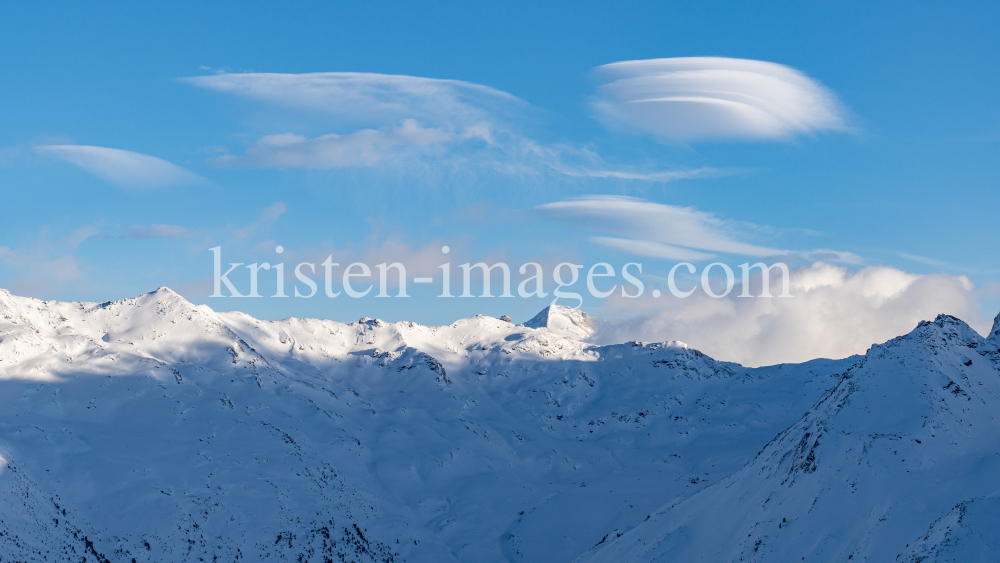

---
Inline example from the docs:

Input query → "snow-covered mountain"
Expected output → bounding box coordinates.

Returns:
[582,314,1000,563]
[0,287,996,562]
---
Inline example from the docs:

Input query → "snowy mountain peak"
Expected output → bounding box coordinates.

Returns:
[899,312,985,349]
[990,312,1000,342]
[151,286,182,298]
[133,285,196,307]
[523,305,595,340]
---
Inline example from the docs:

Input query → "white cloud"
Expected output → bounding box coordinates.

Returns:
[181,72,524,127]
[186,71,720,182]
[594,262,988,367]
[590,237,715,261]
[35,145,204,188]
[214,119,463,169]
[502,136,727,182]
[537,196,792,258]
[591,57,849,142]
[553,167,721,182]
[212,117,717,182]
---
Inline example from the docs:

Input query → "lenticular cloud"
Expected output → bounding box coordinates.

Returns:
[35,145,203,188]
[182,72,524,128]
[591,57,848,142]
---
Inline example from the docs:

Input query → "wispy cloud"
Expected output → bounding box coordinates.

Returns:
[186,71,720,182]
[590,237,715,261]
[0,248,83,298]
[591,57,849,143]
[552,167,723,182]
[211,117,719,181]
[538,196,787,257]
[181,72,524,127]
[35,145,204,188]
[537,196,861,262]
[499,136,730,182]
[0,202,289,300]
[122,224,195,240]
[896,252,1000,275]
[214,119,468,169]
[235,202,287,240]
[0,226,97,298]
[0,146,23,167]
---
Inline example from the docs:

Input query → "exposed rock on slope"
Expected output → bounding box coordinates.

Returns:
[989,311,1000,342]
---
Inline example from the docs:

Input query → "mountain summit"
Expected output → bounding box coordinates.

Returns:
[523,304,595,340]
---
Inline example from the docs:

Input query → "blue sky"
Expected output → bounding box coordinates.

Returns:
[1,1,998,362]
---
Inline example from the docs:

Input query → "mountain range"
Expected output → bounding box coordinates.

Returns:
[0,287,997,562]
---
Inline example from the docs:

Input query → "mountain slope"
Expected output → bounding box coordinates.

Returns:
[582,313,1000,563]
